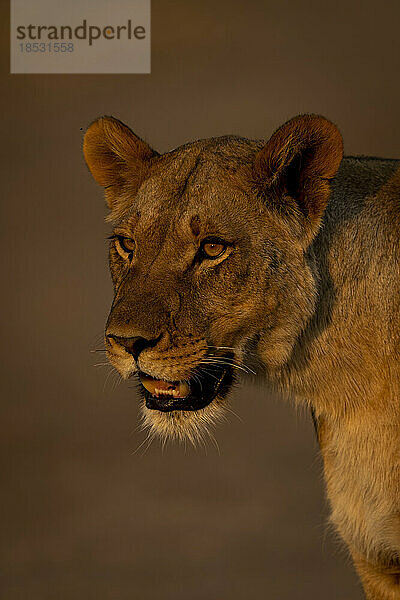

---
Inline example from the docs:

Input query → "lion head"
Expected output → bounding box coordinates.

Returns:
[83,114,343,443]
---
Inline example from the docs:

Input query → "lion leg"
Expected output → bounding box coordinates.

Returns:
[351,552,400,600]
[316,411,400,599]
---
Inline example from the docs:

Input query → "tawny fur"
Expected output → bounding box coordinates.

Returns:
[83,114,400,599]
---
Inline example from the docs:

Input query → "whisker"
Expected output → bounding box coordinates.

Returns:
[207,344,258,359]
[201,362,244,381]
[224,405,244,423]
[201,358,256,375]
[206,428,221,455]
[207,355,257,375]
[206,356,257,375]
[161,433,169,455]
[103,367,119,392]
[198,430,209,455]
[132,429,156,456]
[111,373,123,391]
[206,354,251,365]
[207,345,235,351]
[195,365,221,382]
[191,373,204,397]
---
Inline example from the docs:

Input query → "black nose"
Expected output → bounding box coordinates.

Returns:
[107,335,156,360]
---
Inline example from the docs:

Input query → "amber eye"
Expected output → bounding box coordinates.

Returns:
[116,236,135,256]
[201,239,227,259]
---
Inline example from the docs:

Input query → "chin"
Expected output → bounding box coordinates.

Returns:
[140,390,232,444]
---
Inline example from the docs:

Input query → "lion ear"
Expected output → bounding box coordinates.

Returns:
[254,114,343,244]
[83,116,157,208]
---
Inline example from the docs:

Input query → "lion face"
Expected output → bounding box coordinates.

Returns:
[83,114,343,441]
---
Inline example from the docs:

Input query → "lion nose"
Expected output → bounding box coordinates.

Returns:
[106,335,157,360]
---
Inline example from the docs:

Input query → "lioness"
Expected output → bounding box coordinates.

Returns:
[83,114,400,599]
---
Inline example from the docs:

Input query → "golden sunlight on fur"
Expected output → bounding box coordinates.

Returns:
[84,113,400,599]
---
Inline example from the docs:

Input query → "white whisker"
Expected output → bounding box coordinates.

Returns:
[201,357,256,375]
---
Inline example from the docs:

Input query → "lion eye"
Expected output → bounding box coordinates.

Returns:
[201,240,227,259]
[116,236,135,256]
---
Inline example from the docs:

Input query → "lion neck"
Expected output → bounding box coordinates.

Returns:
[263,157,400,420]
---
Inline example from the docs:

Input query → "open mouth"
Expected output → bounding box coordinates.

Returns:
[138,357,234,412]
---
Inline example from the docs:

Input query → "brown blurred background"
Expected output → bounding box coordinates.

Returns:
[2,1,400,598]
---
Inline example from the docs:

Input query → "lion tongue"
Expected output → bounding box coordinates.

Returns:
[139,374,190,399]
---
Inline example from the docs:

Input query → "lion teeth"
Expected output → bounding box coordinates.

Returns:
[139,373,190,399]
[154,388,179,397]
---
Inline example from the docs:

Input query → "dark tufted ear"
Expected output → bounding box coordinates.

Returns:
[254,114,343,244]
[83,115,157,210]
